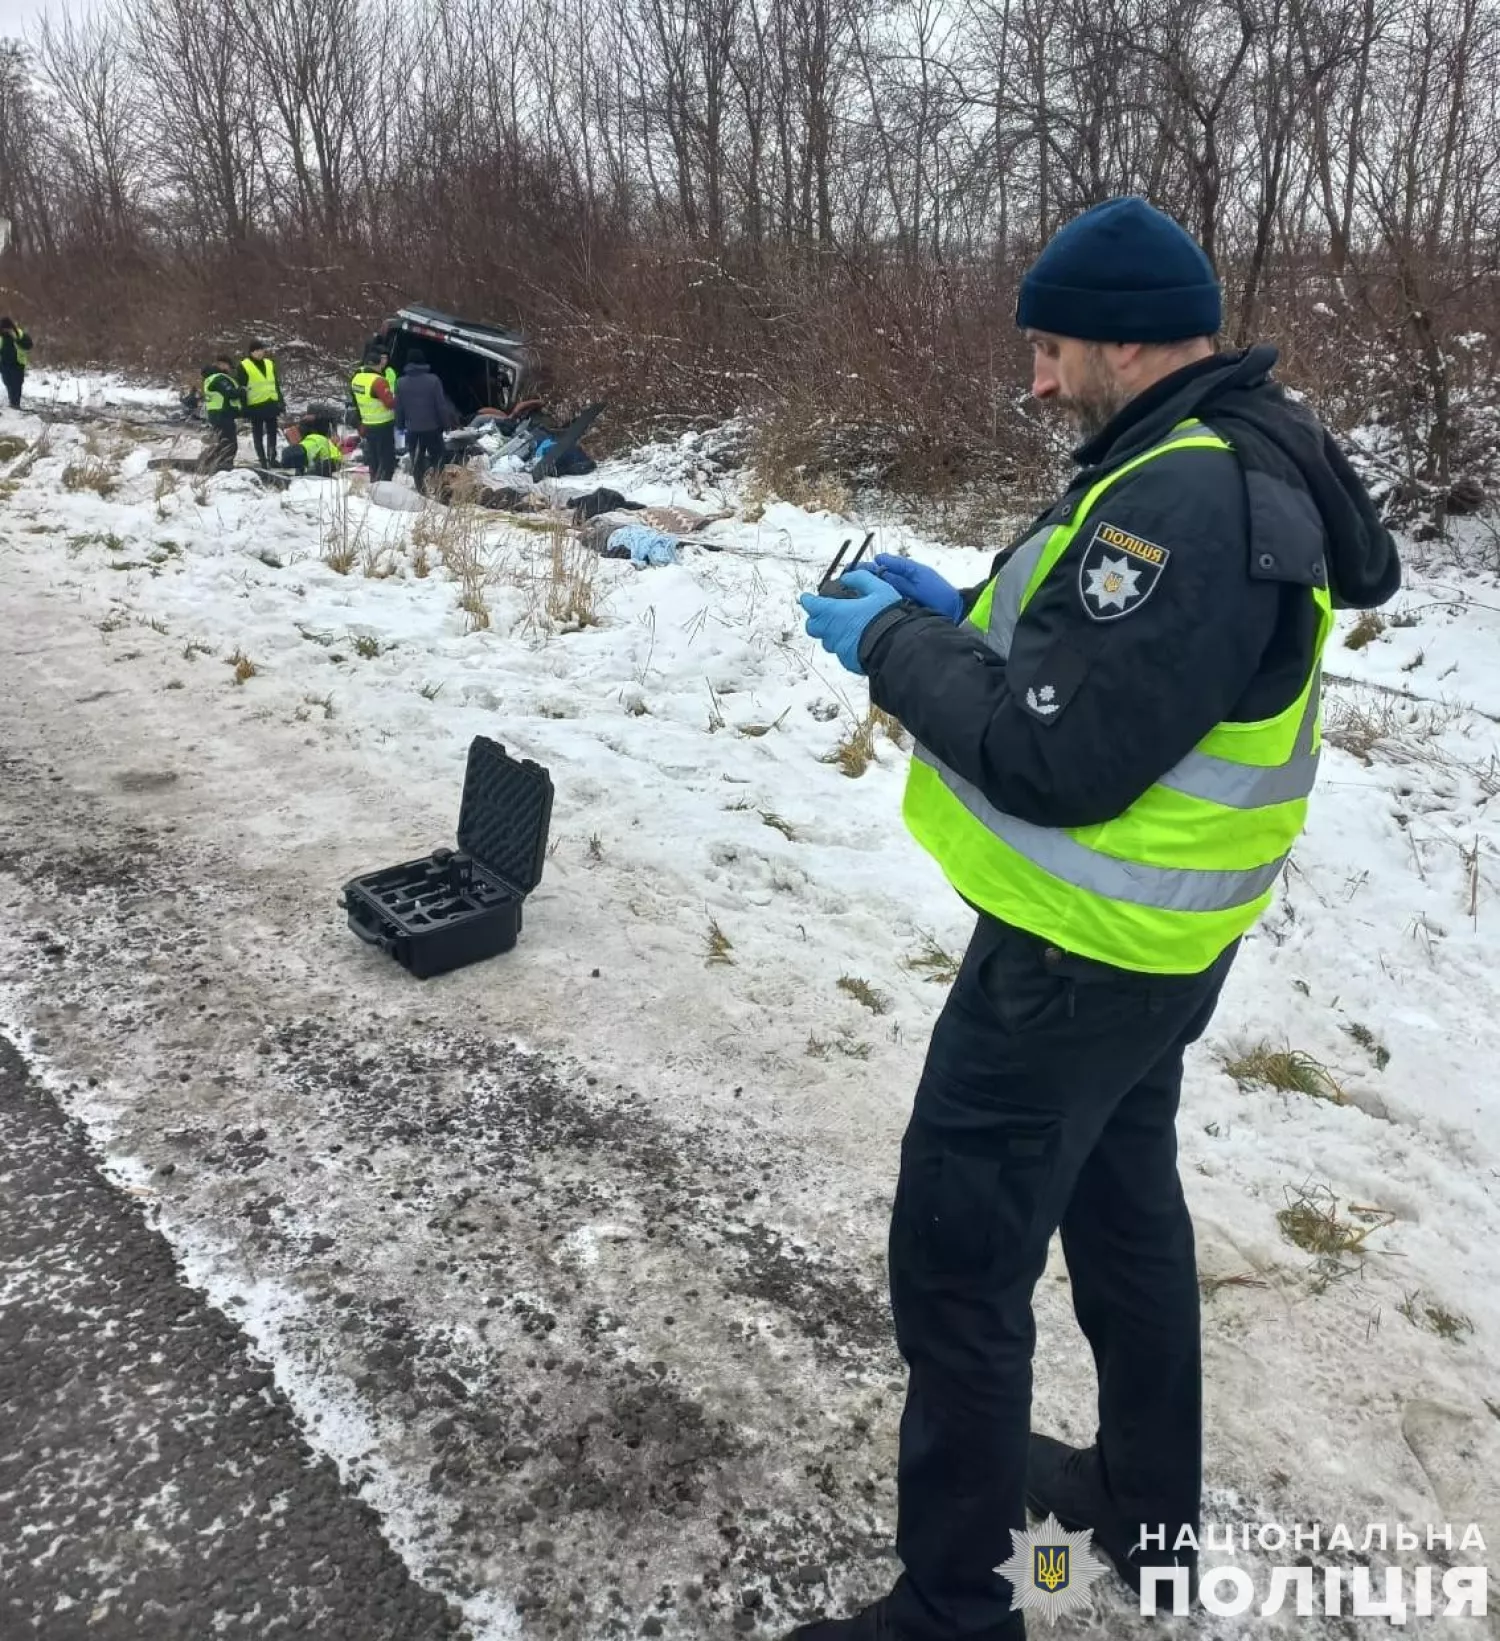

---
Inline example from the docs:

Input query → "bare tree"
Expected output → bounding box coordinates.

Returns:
[127,0,262,244]
[0,41,54,258]
[35,7,147,244]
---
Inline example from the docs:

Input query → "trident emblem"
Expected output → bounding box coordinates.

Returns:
[1033,1545,1070,1593]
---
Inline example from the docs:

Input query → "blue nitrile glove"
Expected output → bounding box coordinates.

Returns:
[871,553,964,622]
[798,568,902,675]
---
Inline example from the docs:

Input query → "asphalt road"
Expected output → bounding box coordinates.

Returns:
[0,1032,471,1641]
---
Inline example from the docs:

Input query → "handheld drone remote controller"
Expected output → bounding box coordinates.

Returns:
[816,531,876,597]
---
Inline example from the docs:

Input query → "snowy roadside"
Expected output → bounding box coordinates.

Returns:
[0,393,1497,1637]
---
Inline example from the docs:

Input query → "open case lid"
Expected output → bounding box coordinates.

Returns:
[456,736,554,894]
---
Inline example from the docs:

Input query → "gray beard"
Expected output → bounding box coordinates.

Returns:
[1064,391,1129,441]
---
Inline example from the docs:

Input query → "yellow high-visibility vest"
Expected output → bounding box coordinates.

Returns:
[241,356,279,406]
[301,432,343,466]
[903,421,1335,974]
[350,369,395,427]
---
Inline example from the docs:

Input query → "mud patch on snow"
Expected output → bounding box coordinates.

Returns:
[0,769,911,1637]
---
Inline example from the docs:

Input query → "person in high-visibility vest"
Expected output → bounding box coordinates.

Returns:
[280,422,343,478]
[0,316,32,409]
[349,351,397,481]
[199,354,244,472]
[238,341,285,467]
[792,198,1401,1641]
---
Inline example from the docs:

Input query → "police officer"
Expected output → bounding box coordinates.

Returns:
[239,341,285,467]
[350,350,398,482]
[199,355,244,472]
[0,317,32,408]
[791,197,1400,1641]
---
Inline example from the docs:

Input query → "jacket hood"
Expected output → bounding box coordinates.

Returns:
[1087,346,1401,610]
[402,362,431,375]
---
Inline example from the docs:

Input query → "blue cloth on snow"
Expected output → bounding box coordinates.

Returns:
[606,525,680,566]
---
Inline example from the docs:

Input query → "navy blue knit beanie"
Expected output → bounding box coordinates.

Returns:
[1017,197,1221,342]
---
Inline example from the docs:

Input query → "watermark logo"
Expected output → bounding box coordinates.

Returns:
[1133,1520,1488,1622]
[996,1513,1108,1625]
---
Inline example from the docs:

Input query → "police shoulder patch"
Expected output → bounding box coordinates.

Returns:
[1077,520,1171,621]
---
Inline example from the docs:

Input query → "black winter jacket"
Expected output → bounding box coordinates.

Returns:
[858,346,1401,831]
[395,364,458,435]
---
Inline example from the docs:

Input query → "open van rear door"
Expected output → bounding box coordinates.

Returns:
[378,304,535,418]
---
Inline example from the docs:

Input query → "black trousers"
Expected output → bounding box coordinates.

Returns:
[247,407,279,465]
[1,364,23,409]
[204,413,238,472]
[408,429,445,493]
[885,914,1237,1638]
[363,421,396,482]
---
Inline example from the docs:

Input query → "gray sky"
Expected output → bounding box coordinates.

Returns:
[0,0,94,40]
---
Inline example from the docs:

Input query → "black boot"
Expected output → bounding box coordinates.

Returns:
[780,1597,1024,1640]
[1025,1434,1196,1595]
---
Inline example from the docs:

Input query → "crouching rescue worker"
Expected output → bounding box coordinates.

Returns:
[199,355,244,472]
[792,196,1401,1641]
[280,422,343,477]
[350,349,398,481]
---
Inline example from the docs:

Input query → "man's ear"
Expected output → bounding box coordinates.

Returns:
[1108,341,1146,374]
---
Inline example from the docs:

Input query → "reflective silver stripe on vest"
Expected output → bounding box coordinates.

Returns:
[985,425,1215,658]
[915,748,1290,911]
[1156,669,1323,810]
[984,527,1053,658]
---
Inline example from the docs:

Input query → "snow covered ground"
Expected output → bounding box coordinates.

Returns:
[16,367,186,414]
[0,389,1497,1638]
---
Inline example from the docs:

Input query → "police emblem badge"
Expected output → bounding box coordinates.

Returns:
[995,1513,1108,1625]
[1078,520,1171,620]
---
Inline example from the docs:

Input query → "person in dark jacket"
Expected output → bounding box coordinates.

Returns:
[199,354,244,473]
[793,197,1400,1641]
[394,347,458,493]
[0,317,33,409]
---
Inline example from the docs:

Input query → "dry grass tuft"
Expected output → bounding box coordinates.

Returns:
[320,486,364,574]
[824,705,907,777]
[905,933,962,985]
[62,457,118,498]
[1321,688,1466,773]
[1396,1290,1473,1341]
[540,525,602,632]
[1276,1183,1394,1274]
[744,415,852,517]
[806,1031,872,1060]
[1343,611,1387,650]
[1222,1041,1347,1103]
[1200,1271,1270,1299]
[838,975,891,1014]
[1343,1021,1391,1070]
